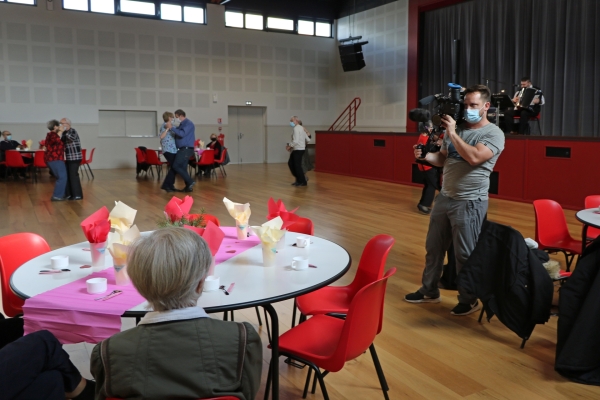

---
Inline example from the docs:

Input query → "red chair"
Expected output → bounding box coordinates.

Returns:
[145,149,166,179]
[533,199,582,271]
[266,268,397,400]
[287,216,314,236]
[584,195,600,241]
[0,233,51,317]
[4,150,32,181]
[214,148,228,178]
[294,234,395,327]
[33,150,48,183]
[79,148,95,179]
[197,150,215,178]
[135,147,149,177]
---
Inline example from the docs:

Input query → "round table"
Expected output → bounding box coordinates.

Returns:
[11,230,351,400]
[576,208,600,253]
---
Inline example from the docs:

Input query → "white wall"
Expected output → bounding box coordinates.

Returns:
[336,1,409,132]
[0,3,339,168]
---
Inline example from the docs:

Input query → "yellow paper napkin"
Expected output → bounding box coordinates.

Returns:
[223,197,251,226]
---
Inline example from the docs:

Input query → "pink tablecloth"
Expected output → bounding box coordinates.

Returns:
[23,227,260,344]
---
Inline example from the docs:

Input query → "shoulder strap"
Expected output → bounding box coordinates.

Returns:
[235,322,248,382]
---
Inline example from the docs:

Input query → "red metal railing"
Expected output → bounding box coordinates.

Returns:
[328,97,361,131]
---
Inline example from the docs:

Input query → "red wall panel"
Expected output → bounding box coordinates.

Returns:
[350,134,396,181]
[317,132,600,210]
[493,139,526,201]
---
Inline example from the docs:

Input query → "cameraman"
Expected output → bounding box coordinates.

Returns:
[405,84,505,316]
[416,120,442,214]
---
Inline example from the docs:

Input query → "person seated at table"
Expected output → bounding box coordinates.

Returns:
[198,133,222,177]
[0,327,95,400]
[91,227,262,399]
[0,130,30,179]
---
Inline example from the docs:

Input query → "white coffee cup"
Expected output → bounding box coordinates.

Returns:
[292,256,309,271]
[296,236,311,248]
[50,255,69,270]
[86,278,107,294]
[203,275,220,292]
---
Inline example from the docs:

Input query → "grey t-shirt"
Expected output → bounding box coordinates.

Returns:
[440,122,505,200]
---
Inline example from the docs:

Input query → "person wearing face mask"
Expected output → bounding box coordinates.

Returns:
[163,109,196,192]
[286,116,310,187]
[44,120,69,201]
[159,111,178,169]
[199,134,222,178]
[405,84,505,316]
[0,131,27,178]
[60,118,83,200]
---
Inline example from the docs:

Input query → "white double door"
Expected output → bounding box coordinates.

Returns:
[227,106,266,164]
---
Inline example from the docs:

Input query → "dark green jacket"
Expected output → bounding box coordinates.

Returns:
[91,317,262,400]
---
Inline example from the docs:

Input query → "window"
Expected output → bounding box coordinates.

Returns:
[63,0,88,10]
[225,11,244,28]
[298,20,314,35]
[316,22,331,37]
[245,14,263,30]
[267,17,293,31]
[120,0,155,15]
[7,0,36,4]
[160,3,181,21]
[91,0,114,14]
[184,6,204,24]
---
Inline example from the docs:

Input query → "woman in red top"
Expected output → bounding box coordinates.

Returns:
[44,120,68,201]
[416,121,442,214]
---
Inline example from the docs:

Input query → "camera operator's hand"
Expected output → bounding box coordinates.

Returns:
[440,114,457,136]
[413,144,423,159]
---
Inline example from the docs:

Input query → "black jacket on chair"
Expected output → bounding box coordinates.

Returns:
[457,221,554,341]
[556,238,600,385]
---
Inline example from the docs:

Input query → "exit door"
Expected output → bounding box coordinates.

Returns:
[228,107,266,164]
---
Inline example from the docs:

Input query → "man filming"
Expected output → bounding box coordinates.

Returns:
[405,84,505,316]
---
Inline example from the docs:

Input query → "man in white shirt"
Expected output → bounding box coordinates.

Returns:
[286,116,310,186]
[504,76,545,135]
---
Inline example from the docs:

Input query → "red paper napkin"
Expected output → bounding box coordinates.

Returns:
[278,211,302,230]
[267,197,299,220]
[80,207,111,243]
[183,221,225,256]
[21,140,27,146]
[39,140,46,146]
[164,196,194,223]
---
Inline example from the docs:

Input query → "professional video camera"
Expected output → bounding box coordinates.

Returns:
[409,83,465,161]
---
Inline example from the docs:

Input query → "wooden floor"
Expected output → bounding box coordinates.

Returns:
[1,164,599,399]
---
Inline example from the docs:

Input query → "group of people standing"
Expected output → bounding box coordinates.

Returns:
[43,118,83,202]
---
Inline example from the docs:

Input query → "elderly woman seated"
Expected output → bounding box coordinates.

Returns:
[91,227,262,399]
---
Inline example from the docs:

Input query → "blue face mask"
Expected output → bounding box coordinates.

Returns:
[289,122,295,127]
[6,135,12,141]
[464,106,484,124]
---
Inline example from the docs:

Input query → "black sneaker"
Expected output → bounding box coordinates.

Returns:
[404,291,441,303]
[450,301,481,316]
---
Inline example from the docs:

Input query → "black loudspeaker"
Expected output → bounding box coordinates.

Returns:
[339,43,365,72]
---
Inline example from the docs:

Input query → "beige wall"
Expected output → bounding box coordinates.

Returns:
[0,1,411,168]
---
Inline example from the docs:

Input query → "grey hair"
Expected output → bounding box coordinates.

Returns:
[47,120,60,131]
[62,118,72,125]
[127,227,212,311]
